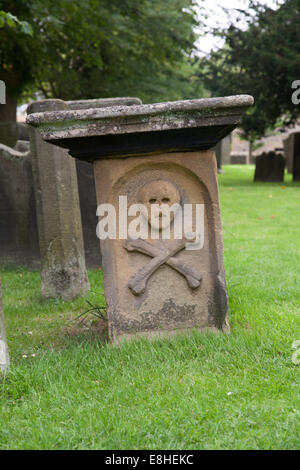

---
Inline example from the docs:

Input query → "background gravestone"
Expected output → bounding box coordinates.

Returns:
[76,160,101,268]
[0,280,9,373]
[254,151,286,182]
[283,133,295,174]
[0,125,100,270]
[0,122,18,148]
[0,99,141,271]
[0,143,39,267]
[215,134,231,171]
[27,100,90,300]
[283,132,300,182]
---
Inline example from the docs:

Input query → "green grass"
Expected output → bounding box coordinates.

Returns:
[0,165,299,450]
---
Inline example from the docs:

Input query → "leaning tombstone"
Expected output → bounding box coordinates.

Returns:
[0,280,9,373]
[27,95,253,342]
[254,151,286,182]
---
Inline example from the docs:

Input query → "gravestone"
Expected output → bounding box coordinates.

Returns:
[76,160,101,268]
[0,122,29,148]
[27,100,90,300]
[0,143,39,267]
[283,132,300,181]
[230,154,247,164]
[0,280,9,373]
[0,122,18,148]
[27,95,254,342]
[254,151,286,182]
[216,134,231,171]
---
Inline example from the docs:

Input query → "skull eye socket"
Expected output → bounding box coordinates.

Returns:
[162,198,170,204]
[149,199,156,204]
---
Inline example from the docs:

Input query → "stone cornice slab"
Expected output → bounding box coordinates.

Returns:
[26,95,254,161]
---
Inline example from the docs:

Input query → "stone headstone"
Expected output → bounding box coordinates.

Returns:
[254,151,286,182]
[216,134,231,170]
[94,150,229,341]
[0,123,29,148]
[0,280,9,373]
[230,154,247,164]
[283,133,295,174]
[0,143,39,267]
[76,160,101,268]
[0,122,18,148]
[283,132,300,181]
[27,94,254,342]
[27,100,90,300]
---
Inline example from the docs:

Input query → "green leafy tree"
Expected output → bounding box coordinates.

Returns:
[0,0,201,121]
[0,4,34,120]
[199,0,300,142]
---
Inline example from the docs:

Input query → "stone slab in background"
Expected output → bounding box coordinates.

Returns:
[294,133,300,182]
[283,132,300,181]
[0,143,40,267]
[283,133,295,174]
[0,122,18,148]
[254,151,286,182]
[0,280,9,373]
[215,134,232,170]
[76,160,101,268]
[28,100,90,300]
[0,122,29,148]
[230,154,247,164]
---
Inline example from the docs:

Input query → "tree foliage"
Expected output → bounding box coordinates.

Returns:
[200,0,300,140]
[0,10,32,34]
[0,0,200,108]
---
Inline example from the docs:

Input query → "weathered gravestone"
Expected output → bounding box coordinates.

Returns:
[0,143,39,267]
[0,122,18,148]
[27,100,90,300]
[254,151,286,182]
[76,160,101,268]
[215,134,232,172]
[0,122,29,148]
[0,280,9,373]
[27,95,253,342]
[283,132,300,182]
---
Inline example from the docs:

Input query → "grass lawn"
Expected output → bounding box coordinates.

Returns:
[0,165,299,450]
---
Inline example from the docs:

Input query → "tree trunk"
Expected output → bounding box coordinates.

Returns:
[0,280,10,373]
[0,93,17,122]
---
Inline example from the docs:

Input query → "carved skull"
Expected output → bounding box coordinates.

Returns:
[137,180,181,231]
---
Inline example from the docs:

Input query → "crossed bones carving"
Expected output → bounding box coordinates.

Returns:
[124,236,202,296]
